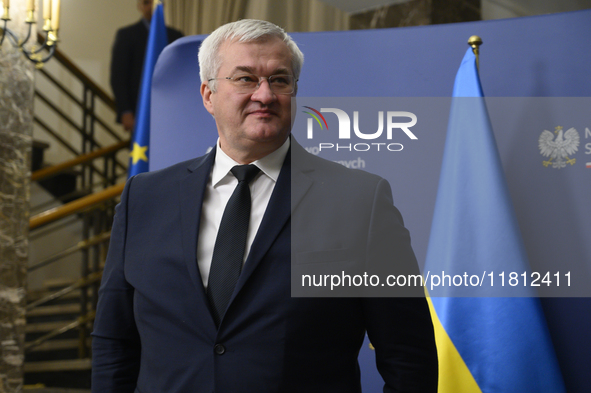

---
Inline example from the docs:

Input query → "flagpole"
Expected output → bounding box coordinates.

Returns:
[468,35,483,69]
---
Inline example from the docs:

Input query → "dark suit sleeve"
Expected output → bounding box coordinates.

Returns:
[110,28,136,123]
[92,177,140,392]
[362,179,438,392]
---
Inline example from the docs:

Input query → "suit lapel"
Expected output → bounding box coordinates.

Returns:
[178,150,215,297]
[232,139,314,298]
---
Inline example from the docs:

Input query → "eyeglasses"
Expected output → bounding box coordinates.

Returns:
[208,73,297,95]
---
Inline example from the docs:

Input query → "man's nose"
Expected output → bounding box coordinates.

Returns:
[250,79,277,104]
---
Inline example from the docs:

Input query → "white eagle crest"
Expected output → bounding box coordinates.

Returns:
[538,126,579,169]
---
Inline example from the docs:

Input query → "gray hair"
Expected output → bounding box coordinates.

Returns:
[198,19,304,92]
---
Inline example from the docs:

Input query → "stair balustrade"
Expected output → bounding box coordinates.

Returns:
[26,35,131,389]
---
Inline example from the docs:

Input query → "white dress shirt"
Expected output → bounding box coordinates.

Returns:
[196,138,290,288]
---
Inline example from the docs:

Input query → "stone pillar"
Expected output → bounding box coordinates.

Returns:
[0,0,35,390]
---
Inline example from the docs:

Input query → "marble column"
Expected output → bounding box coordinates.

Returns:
[0,0,35,390]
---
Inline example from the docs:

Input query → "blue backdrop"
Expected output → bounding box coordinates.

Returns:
[150,9,591,392]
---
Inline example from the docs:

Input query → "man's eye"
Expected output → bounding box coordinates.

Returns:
[234,75,257,83]
[270,76,289,85]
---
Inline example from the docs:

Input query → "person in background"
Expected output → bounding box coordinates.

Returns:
[110,0,183,131]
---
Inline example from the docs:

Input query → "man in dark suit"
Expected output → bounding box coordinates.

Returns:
[110,0,183,131]
[92,19,437,392]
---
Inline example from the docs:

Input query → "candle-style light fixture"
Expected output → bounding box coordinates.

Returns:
[0,0,61,68]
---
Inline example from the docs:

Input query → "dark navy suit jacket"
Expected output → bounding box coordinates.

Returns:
[91,139,437,392]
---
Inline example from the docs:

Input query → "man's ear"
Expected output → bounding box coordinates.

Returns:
[201,82,215,116]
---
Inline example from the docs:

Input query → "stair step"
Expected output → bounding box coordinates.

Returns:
[32,140,50,172]
[27,304,82,318]
[23,387,90,393]
[58,189,92,204]
[43,278,77,289]
[26,321,78,334]
[27,289,82,303]
[37,171,79,203]
[26,348,80,363]
[27,339,91,353]
[24,359,91,373]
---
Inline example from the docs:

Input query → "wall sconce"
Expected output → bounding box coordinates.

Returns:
[1,0,61,68]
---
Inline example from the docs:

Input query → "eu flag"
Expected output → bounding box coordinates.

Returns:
[425,48,565,392]
[128,2,168,177]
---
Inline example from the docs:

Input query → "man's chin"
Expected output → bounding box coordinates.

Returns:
[244,127,289,143]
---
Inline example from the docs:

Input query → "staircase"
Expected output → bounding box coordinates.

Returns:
[25,37,129,389]
[32,141,85,203]
[25,280,93,389]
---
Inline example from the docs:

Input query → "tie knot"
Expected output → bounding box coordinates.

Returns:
[231,164,260,184]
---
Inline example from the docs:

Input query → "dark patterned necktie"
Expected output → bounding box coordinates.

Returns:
[207,164,261,327]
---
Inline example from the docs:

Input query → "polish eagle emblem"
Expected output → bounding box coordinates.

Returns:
[538,126,579,169]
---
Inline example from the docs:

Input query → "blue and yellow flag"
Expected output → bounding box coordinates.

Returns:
[425,48,565,392]
[129,2,168,177]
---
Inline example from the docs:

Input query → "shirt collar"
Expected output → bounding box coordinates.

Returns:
[211,137,290,187]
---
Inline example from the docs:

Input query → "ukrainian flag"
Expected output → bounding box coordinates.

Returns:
[129,1,168,177]
[425,47,565,392]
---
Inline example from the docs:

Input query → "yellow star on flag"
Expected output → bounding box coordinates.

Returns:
[130,142,149,165]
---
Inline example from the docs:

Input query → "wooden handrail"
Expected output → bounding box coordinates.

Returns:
[32,140,130,182]
[30,183,125,229]
[38,33,116,110]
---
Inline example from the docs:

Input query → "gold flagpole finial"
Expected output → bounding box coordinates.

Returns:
[468,35,483,70]
[153,0,162,8]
